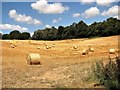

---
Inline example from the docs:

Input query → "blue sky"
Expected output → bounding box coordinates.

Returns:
[1,0,119,36]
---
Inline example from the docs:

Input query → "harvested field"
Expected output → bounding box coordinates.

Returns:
[1,35,119,88]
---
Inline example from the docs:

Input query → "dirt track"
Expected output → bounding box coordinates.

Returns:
[1,36,119,88]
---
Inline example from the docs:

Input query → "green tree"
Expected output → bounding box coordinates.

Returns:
[2,34,10,39]
[75,20,88,38]
[32,17,120,40]
[57,26,64,39]
[21,32,31,40]
[0,33,2,39]
[9,30,22,39]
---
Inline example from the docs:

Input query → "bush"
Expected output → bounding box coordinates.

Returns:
[93,56,120,90]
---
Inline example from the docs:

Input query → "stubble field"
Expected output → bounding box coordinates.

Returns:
[1,35,119,88]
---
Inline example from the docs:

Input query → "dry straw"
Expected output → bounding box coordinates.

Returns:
[73,46,77,49]
[10,45,15,48]
[46,46,49,49]
[37,47,40,49]
[82,49,89,55]
[89,48,94,52]
[109,49,115,54]
[27,53,41,65]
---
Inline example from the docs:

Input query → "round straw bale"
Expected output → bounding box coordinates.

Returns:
[43,42,47,46]
[109,49,115,54]
[46,46,49,49]
[49,46,52,49]
[11,45,15,48]
[82,49,89,55]
[13,43,17,47]
[52,44,55,47]
[67,41,70,43]
[27,53,41,65]
[89,48,94,52]
[29,40,31,44]
[37,47,40,49]
[73,46,77,49]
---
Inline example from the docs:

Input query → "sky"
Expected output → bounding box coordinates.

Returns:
[0,0,120,36]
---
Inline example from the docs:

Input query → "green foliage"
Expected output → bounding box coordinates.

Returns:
[0,33,2,39]
[57,26,64,40]
[32,27,58,40]
[21,32,30,40]
[2,34,10,39]
[93,57,120,90]
[2,30,31,40]
[9,30,21,39]
[32,17,120,40]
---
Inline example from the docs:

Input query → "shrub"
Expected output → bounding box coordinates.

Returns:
[93,56,120,90]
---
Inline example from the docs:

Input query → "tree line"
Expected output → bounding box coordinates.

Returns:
[32,17,120,40]
[2,17,120,40]
[2,30,30,40]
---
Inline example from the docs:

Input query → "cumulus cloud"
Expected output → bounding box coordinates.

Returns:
[9,10,42,25]
[73,13,81,18]
[45,25,51,28]
[80,0,95,4]
[82,7,100,18]
[31,0,69,14]
[80,0,119,6]
[96,0,118,6]
[52,18,62,23]
[101,5,119,17]
[0,24,28,32]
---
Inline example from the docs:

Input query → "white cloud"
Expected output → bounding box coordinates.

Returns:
[45,25,51,28]
[113,15,120,20]
[73,13,81,18]
[101,5,119,17]
[52,18,62,23]
[82,7,100,18]
[31,0,69,14]
[0,24,28,32]
[80,0,95,4]
[96,0,118,6]
[80,0,119,6]
[9,10,42,25]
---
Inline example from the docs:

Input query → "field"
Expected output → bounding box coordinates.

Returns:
[1,36,119,88]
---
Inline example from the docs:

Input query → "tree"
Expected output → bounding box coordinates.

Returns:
[9,30,21,39]
[32,30,44,40]
[21,32,31,40]
[76,20,88,38]
[57,26,64,39]
[31,17,120,40]
[2,34,10,39]
[0,33,2,39]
